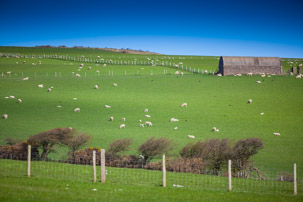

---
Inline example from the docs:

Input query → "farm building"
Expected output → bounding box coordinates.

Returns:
[218,56,282,76]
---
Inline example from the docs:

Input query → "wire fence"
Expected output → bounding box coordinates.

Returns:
[0,147,302,196]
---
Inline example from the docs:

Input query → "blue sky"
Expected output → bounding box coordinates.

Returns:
[0,0,302,57]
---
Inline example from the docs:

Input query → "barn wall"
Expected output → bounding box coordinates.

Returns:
[218,56,282,76]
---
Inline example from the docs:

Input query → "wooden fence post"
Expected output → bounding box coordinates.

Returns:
[228,159,232,191]
[101,149,106,183]
[27,145,31,177]
[294,163,297,195]
[93,150,96,182]
[162,154,166,187]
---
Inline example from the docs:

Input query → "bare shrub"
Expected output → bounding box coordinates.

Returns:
[107,138,133,158]
[4,137,21,146]
[276,172,294,182]
[138,137,173,164]
[73,147,101,165]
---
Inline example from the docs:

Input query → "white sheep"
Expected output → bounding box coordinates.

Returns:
[17,99,22,103]
[145,121,152,127]
[273,132,280,136]
[145,115,151,118]
[175,71,180,75]
[248,99,252,104]
[256,81,261,84]
[113,83,118,87]
[103,64,107,67]
[296,74,302,79]
[109,116,114,121]
[144,109,149,113]
[74,108,80,112]
[212,127,219,132]
[170,118,179,122]
[140,124,145,128]
[247,72,253,76]
[2,114,8,119]
[9,96,15,99]
[261,74,266,78]
[181,103,187,108]
[38,84,44,88]
[217,73,222,77]
[75,74,81,78]
[188,135,195,139]
[122,117,126,122]
[23,77,29,80]
[57,105,62,108]
[80,64,84,67]
[105,105,111,108]
[47,88,52,92]
[180,72,184,76]
[88,66,92,70]
[73,98,78,100]
[16,62,18,64]
[120,124,126,129]
[260,112,264,115]
[95,85,99,90]
[4,97,9,99]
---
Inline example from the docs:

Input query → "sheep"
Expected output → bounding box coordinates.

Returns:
[175,71,180,75]
[113,83,118,87]
[57,105,62,108]
[73,98,78,100]
[145,121,152,127]
[261,74,266,78]
[95,85,99,90]
[23,77,29,80]
[9,96,15,99]
[17,99,22,103]
[109,116,114,121]
[212,127,219,132]
[50,86,54,89]
[247,72,253,76]
[140,124,145,128]
[80,64,84,67]
[256,81,261,84]
[32,63,36,66]
[273,132,280,136]
[181,103,187,108]
[2,114,8,119]
[236,74,242,76]
[248,99,252,104]
[290,72,294,76]
[145,115,151,118]
[4,97,9,99]
[7,71,11,75]
[38,84,44,88]
[120,124,126,129]
[75,74,81,78]
[103,64,107,67]
[260,112,264,115]
[105,105,111,108]
[88,66,92,70]
[188,135,195,139]
[170,118,179,122]
[174,127,178,130]
[47,88,51,92]
[74,108,80,112]
[16,62,18,64]
[144,109,148,113]
[217,73,222,77]
[296,74,302,79]
[23,61,26,64]
[122,117,126,122]
[180,72,184,76]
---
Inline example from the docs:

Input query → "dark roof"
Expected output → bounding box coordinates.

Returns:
[221,56,281,66]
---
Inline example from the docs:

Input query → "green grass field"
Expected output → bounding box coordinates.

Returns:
[0,46,303,201]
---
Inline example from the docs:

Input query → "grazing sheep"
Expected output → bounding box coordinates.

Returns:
[145,115,151,118]
[9,96,15,99]
[7,71,11,75]
[290,72,294,76]
[17,99,22,103]
[144,109,148,113]
[2,114,8,119]
[261,74,266,78]
[120,124,126,129]
[212,127,219,132]
[74,108,80,112]
[109,116,114,121]
[247,72,253,76]
[260,112,264,115]
[16,62,18,64]
[88,66,92,70]
[140,124,145,128]
[47,88,51,92]
[113,83,118,87]
[32,63,36,66]
[217,73,222,77]
[188,135,195,139]
[95,85,99,90]
[181,103,187,108]
[23,61,26,64]
[4,97,9,99]
[50,86,54,89]
[296,74,302,79]
[273,132,280,136]
[175,71,180,75]
[256,81,261,84]
[180,72,184,76]
[103,64,107,67]
[174,127,178,130]
[75,74,81,78]
[23,77,29,80]
[57,105,62,108]
[38,84,44,88]
[139,120,142,122]
[122,117,126,122]
[80,64,84,67]
[248,99,252,104]
[170,118,179,122]
[145,121,152,127]
[105,105,111,108]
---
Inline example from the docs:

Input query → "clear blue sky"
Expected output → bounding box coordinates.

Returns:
[0,0,302,57]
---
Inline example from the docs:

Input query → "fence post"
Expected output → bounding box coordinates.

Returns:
[294,163,297,195]
[93,150,96,182]
[162,154,166,187]
[101,149,106,183]
[27,145,31,177]
[228,159,232,191]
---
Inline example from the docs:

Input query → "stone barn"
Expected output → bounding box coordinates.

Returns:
[218,56,282,76]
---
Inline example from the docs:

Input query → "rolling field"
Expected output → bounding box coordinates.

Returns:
[0,47,303,200]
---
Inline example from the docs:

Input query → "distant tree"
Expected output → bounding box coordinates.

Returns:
[28,128,73,160]
[138,137,173,164]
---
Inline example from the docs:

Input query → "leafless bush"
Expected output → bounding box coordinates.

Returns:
[107,138,133,158]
